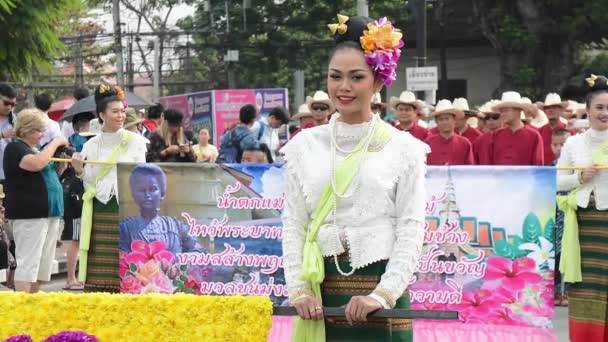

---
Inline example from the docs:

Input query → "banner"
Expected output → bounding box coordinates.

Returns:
[189,91,214,143]
[117,164,556,337]
[159,95,192,130]
[214,90,258,146]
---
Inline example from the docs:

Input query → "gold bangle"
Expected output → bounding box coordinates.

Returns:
[372,288,396,308]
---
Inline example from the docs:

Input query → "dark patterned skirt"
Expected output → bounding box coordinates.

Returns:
[321,253,412,342]
[84,198,120,293]
[568,202,608,342]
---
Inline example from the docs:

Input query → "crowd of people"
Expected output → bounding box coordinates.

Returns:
[0,14,604,341]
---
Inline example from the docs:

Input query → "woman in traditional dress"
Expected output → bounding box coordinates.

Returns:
[71,83,148,292]
[281,15,427,341]
[557,74,608,341]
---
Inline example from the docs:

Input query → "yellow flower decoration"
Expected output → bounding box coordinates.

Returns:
[0,292,273,341]
[328,14,349,35]
[586,74,598,87]
[360,21,403,54]
[98,83,111,94]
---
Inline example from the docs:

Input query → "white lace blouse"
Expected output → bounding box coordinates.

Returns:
[280,116,428,307]
[79,129,148,204]
[557,129,608,209]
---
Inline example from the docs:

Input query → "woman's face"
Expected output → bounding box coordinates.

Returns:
[23,127,44,146]
[327,48,380,119]
[588,93,608,131]
[168,124,181,134]
[130,174,164,211]
[100,101,126,132]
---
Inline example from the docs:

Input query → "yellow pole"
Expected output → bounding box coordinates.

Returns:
[49,157,117,166]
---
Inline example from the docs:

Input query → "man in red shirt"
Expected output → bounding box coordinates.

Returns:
[474,100,502,164]
[486,91,544,166]
[290,90,334,139]
[453,98,482,144]
[425,100,474,165]
[538,93,568,165]
[388,91,429,141]
[142,103,163,134]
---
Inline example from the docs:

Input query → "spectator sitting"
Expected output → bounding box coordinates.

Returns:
[192,128,218,163]
[217,104,260,163]
[146,109,196,163]
[241,143,273,164]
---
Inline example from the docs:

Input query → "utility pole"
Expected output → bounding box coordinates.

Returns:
[436,0,448,99]
[225,0,230,34]
[356,0,368,17]
[112,0,124,87]
[415,0,427,101]
[75,34,84,87]
[153,37,160,102]
[127,35,134,92]
[185,41,193,93]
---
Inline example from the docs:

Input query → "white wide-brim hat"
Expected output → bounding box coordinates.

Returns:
[492,91,537,113]
[538,93,568,110]
[306,90,334,113]
[291,103,313,121]
[430,99,465,120]
[389,91,423,112]
[453,97,478,116]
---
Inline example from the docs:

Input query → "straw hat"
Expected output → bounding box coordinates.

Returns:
[389,91,423,111]
[124,108,145,129]
[306,91,334,113]
[476,99,500,118]
[291,103,313,121]
[430,99,464,120]
[453,97,479,116]
[538,93,568,110]
[0,184,4,200]
[492,91,537,113]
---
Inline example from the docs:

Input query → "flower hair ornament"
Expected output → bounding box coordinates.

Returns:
[328,14,404,86]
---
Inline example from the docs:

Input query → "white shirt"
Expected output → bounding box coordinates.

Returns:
[251,118,280,160]
[62,120,74,139]
[280,115,428,306]
[80,129,148,204]
[557,129,608,209]
[41,116,62,146]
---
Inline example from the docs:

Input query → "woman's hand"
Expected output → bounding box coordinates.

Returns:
[345,296,382,325]
[580,166,600,184]
[70,152,85,175]
[179,144,191,154]
[293,296,324,321]
[165,145,180,155]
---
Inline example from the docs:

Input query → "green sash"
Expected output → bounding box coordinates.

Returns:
[78,132,133,283]
[292,121,393,342]
[558,140,608,283]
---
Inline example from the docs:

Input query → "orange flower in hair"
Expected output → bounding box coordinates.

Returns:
[115,86,126,101]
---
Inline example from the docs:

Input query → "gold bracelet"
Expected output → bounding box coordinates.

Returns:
[372,288,396,308]
[288,288,314,305]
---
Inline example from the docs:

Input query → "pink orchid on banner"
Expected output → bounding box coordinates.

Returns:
[484,256,543,291]
[450,288,503,322]
[487,307,526,326]
[131,240,175,268]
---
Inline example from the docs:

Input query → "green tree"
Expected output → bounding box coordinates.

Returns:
[472,0,608,98]
[0,0,80,80]
[171,1,410,97]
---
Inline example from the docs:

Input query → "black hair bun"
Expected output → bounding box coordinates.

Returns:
[585,74,608,94]
[94,82,119,105]
[333,16,373,46]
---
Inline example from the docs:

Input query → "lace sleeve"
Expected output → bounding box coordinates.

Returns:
[281,140,311,296]
[556,138,580,191]
[374,142,427,307]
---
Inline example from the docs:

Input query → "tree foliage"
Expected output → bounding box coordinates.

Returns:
[0,0,80,81]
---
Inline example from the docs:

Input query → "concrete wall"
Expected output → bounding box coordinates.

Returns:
[386,45,500,108]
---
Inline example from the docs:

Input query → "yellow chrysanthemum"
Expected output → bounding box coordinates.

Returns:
[360,22,402,54]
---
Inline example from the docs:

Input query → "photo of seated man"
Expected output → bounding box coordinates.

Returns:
[119,163,205,254]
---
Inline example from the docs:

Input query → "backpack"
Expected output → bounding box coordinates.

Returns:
[217,127,248,163]
[61,167,85,220]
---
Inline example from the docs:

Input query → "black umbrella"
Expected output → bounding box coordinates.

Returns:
[61,91,154,122]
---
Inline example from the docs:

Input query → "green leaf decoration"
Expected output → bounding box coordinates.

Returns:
[180,264,188,272]
[494,239,515,260]
[522,213,542,244]
[179,275,189,282]
[510,236,529,258]
[129,263,138,273]
[543,218,555,246]
[184,288,196,294]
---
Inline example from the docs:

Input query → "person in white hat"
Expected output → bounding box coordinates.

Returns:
[522,97,547,128]
[538,93,569,165]
[485,91,544,165]
[306,90,334,127]
[473,100,502,164]
[388,91,429,141]
[424,100,474,165]
[289,103,315,139]
[451,98,482,144]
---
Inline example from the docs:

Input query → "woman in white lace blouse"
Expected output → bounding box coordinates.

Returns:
[281,15,427,341]
[70,83,148,292]
[556,75,608,342]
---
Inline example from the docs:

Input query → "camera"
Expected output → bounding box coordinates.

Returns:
[54,145,75,158]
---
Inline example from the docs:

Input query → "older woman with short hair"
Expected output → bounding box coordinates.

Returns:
[3,108,68,293]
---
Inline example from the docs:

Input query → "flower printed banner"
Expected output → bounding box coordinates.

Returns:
[116,163,556,339]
